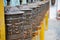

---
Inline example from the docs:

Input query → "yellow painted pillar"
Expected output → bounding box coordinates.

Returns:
[40,20,45,40]
[45,11,49,30]
[0,0,6,40]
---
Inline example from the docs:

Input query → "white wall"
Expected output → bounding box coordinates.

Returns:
[22,0,27,4]
[57,0,60,10]
[49,0,58,19]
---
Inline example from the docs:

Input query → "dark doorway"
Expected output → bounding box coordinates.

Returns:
[7,0,10,5]
[26,0,29,3]
[20,0,22,5]
[51,0,55,6]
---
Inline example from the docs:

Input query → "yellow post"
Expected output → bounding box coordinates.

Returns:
[0,0,6,40]
[45,11,49,30]
[40,20,45,40]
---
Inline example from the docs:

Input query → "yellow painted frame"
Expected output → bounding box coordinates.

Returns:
[45,11,49,30]
[0,0,6,40]
[40,20,45,40]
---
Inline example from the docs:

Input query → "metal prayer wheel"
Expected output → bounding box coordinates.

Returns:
[5,10,24,40]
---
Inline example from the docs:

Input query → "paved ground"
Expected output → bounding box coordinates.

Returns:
[45,19,60,40]
[45,0,60,40]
